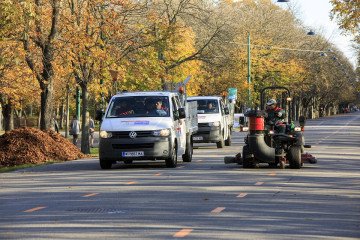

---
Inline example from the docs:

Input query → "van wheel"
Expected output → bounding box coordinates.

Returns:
[166,143,178,168]
[216,130,225,148]
[182,136,193,162]
[225,128,232,146]
[100,159,112,169]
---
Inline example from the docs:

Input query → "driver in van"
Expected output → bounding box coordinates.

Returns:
[264,99,286,134]
[146,98,168,116]
[206,102,217,112]
[155,99,168,112]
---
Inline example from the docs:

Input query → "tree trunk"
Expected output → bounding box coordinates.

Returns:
[40,81,55,130]
[1,98,14,131]
[65,86,70,138]
[60,101,64,129]
[80,85,90,154]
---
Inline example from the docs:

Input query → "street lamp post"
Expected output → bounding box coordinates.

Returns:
[247,35,251,109]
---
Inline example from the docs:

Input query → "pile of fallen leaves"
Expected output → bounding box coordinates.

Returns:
[0,127,87,168]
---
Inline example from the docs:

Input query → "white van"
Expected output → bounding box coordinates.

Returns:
[98,82,197,169]
[187,96,233,148]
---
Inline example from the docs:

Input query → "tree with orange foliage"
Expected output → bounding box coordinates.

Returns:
[0,0,38,131]
[60,0,147,153]
[330,0,360,37]
[20,0,61,130]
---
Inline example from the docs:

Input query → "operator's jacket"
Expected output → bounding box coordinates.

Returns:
[265,107,286,133]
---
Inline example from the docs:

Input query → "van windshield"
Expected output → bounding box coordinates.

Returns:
[188,99,219,114]
[106,96,170,118]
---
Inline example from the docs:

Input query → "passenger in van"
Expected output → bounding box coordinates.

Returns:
[115,100,134,115]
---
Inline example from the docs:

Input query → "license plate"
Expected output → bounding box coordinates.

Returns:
[122,151,144,157]
[193,136,203,141]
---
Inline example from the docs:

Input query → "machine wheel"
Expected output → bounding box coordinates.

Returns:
[216,130,225,148]
[225,127,232,146]
[100,159,112,169]
[242,145,257,168]
[166,143,178,168]
[182,136,193,162]
[288,146,301,169]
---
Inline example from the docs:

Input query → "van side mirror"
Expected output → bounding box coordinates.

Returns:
[178,108,186,119]
[224,107,229,115]
[95,109,104,121]
[299,116,306,127]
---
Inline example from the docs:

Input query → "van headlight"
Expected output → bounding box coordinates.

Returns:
[153,128,171,137]
[209,121,220,127]
[100,131,112,138]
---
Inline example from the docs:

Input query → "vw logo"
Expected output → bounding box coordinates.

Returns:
[129,131,137,139]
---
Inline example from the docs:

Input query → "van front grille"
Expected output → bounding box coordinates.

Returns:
[111,131,153,138]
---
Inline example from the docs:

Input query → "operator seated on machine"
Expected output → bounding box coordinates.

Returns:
[264,99,286,134]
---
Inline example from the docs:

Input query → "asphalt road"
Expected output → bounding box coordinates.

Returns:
[1,112,359,239]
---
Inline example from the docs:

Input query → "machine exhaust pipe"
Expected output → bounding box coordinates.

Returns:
[245,110,275,162]
[248,134,275,162]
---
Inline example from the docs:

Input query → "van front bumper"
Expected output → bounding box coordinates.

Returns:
[99,136,171,161]
[192,126,221,143]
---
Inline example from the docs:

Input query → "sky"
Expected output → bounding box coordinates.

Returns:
[275,0,357,68]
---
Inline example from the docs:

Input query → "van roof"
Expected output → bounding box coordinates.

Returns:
[187,96,221,100]
[113,91,177,97]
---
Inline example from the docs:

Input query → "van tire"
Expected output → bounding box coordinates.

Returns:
[225,127,232,146]
[100,159,112,169]
[182,135,193,162]
[166,143,178,168]
[216,130,225,148]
